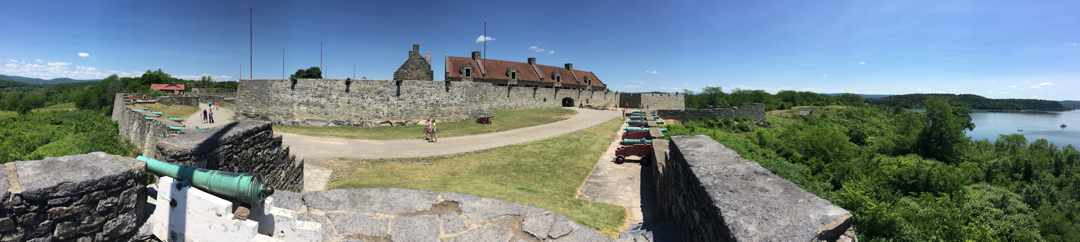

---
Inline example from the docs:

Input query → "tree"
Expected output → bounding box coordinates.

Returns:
[290,67,322,79]
[916,97,975,164]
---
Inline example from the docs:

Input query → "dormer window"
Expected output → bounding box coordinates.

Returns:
[552,70,562,83]
[460,62,475,80]
[506,65,520,81]
[556,76,561,83]
[585,76,592,86]
[465,68,472,77]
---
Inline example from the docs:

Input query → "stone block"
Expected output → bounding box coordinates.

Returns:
[326,213,388,237]
[302,188,438,215]
[439,212,468,235]
[390,215,438,242]
[522,213,554,239]
[446,224,511,242]
[442,192,547,224]
[52,221,78,240]
[670,135,745,167]
[15,152,133,200]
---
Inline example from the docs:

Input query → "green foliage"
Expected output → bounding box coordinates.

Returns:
[290,67,323,79]
[682,86,864,111]
[663,100,1079,240]
[870,93,1070,111]
[0,110,137,163]
[916,97,975,164]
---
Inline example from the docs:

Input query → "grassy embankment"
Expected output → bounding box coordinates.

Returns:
[133,103,201,120]
[765,105,848,117]
[0,102,78,116]
[273,107,576,140]
[318,118,627,237]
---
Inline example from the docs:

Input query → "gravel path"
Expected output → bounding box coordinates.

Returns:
[279,107,622,160]
[182,102,234,128]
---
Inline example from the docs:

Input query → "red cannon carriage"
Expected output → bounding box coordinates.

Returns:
[615,144,653,165]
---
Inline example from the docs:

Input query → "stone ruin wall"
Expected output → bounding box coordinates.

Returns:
[619,93,685,110]
[112,94,303,193]
[151,120,304,193]
[235,79,619,126]
[649,135,856,241]
[656,102,766,122]
[0,152,147,242]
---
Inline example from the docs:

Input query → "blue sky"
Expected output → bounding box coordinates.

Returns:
[1,0,1077,100]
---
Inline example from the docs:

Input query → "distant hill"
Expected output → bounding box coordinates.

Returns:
[869,93,1071,111]
[820,93,892,99]
[0,74,98,85]
[1060,100,1080,109]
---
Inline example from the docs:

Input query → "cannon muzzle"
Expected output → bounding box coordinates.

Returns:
[138,156,273,205]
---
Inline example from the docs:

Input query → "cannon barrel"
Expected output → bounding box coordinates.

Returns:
[168,126,209,130]
[137,156,273,205]
[625,126,667,132]
[149,111,163,115]
[167,117,183,122]
[620,138,653,145]
[628,119,664,125]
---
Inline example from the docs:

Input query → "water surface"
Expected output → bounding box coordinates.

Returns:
[966,110,1080,149]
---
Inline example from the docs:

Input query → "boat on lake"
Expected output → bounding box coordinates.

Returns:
[1063,124,1068,128]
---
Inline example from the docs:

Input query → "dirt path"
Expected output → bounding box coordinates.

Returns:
[182,102,234,128]
[278,108,622,160]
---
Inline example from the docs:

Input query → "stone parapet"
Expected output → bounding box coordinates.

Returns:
[657,102,766,122]
[152,120,304,193]
[653,135,856,241]
[284,188,612,241]
[112,94,172,158]
[156,95,225,107]
[0,152,147,242]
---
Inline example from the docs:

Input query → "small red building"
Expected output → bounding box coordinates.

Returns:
[150,84,185,96]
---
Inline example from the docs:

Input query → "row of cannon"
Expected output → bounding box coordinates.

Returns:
[128,106,209,131]
[615,110,665,164]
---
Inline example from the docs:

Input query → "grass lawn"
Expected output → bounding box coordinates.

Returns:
[318,118,627,237]
[273,107,576,140]
[134,103,201,120]
[0,110,13,116]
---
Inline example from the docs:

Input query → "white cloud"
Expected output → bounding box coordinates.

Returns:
[1002,91,1010,94]
[651,71,657,74]
[47,61,71,67]
[0,58,145,79]
[1033,95,1039,98]
[1009,86,1018,88]
[548,50,554,54]
[78,52,89,57]
[823,75,827,77]
[991,80,996,82]
[859,62,865,65]
[640,82,644,84]
[172,74,232,80]
[475,35,495,43]
[35,59,43,63]
[528,46,543,52]
[1030,82,1053,89]
[987,91,991,93]
[623,85,640,88]
[8,59,16,63]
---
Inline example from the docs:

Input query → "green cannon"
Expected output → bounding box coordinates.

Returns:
[166,117,183,122]
[130,108,145,112]
[629,116,659,120]
[631,110,655,114]
[480,115,495,118]
[144,117,156,120]
[139,107,148,110]
[169,126,210,130]
[626,126,667,132]
[138,156,273,205]
[630,119,660,124]
[149,111,164,115]
[620,138,653,145]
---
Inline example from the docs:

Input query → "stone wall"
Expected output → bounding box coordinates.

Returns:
[651,135,855,241]
[151,120,304,193]
[112,94,172,158]
[618,93,684,110]
[190,88,236,94]
[156,95,226,107]
[0,152,147,242]
[235,79,619,126]
[656,102,766,121]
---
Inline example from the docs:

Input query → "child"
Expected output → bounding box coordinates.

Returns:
[202,109,208,123]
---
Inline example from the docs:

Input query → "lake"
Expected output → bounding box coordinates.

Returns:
[966,110,1080,149]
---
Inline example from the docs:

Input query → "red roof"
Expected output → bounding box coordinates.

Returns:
[150,84,185,91]
[446,56,605,88]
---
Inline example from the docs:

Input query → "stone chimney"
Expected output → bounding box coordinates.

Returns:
[528,57,536,65]
[565,63,573,70]
[412,45,420,54]
[425,51,431,64]
[472,51,482,61]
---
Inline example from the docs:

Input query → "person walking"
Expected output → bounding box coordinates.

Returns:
[202,109,208,123]
[209,109,215,123]
[424,119,432,140]
[215,101,220,110]
[425,119,434,142]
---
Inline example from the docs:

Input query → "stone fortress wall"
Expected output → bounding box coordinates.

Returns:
[656,102,767,122]
[235,78,622,126]
[618,93,686,110]
[112,93,304,193]
[0,153,147,242]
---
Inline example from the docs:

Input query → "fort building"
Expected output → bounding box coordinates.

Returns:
[445,51,606,91]
[392,45,434,81]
